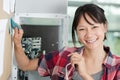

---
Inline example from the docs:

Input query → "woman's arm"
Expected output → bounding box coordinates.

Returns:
[13,28,38,71]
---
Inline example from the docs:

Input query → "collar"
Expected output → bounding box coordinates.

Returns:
[103,46,114,69]
[76,46,114,69]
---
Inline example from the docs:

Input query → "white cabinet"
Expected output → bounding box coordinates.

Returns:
[12,0,69,80]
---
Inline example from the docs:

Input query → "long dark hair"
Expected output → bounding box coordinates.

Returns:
[72,3,108,46]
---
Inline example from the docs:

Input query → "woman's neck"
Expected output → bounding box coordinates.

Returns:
[83,46,106,61]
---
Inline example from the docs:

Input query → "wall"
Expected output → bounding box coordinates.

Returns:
[0,0,12,79]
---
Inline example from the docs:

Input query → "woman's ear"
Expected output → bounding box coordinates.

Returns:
[104,23,108,33]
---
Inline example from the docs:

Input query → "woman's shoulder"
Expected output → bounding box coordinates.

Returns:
[62,46,77,52]
[112,54,120,59]
[60,46,83,53]
[112,54,120,65]
[44,46,83,58]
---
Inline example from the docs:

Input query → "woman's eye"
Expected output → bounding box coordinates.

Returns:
[79,29,85,31]
[92,26,98,29]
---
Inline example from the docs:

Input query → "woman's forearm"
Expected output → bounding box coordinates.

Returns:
[14,43,30,71]
[14,43,39,71]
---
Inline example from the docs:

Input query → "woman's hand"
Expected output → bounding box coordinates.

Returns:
[13,28,24,47]
[68,52,87,75]
[68,52,94,80]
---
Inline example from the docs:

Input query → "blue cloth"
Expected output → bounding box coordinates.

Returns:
[10,18,22,29]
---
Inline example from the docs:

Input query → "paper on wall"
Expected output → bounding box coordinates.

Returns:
[0,19,8,77]
[3,0,15,14]
[3,0,10,14]
[10,0,15,13]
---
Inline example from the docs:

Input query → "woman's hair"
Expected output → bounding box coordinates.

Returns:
[72,3,108,46]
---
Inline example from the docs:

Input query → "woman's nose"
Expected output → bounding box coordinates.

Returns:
[85,29,94,38]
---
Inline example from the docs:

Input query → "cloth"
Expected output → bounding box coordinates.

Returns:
[38,46,120,80]
[10,18,22,29]
[72,69,104,80]
[9,17,22,35]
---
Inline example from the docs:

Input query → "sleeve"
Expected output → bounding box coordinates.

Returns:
[116,65,120,79]
[37,50,60,77]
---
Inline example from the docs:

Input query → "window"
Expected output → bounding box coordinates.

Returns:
[67,0,120,55]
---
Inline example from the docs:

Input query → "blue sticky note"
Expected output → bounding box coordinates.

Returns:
[10,18,22,29]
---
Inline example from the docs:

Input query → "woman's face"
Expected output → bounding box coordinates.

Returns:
[76,14,107,50]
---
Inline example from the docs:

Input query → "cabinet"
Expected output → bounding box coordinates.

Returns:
[11,0,69,80]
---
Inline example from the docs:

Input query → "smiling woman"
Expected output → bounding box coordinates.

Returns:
[76,14,107,50]
[13,3,120,80]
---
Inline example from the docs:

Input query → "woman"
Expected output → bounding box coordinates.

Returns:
[14,4,120,80]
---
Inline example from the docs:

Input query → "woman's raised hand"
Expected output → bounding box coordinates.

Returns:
[13,28,24,46]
